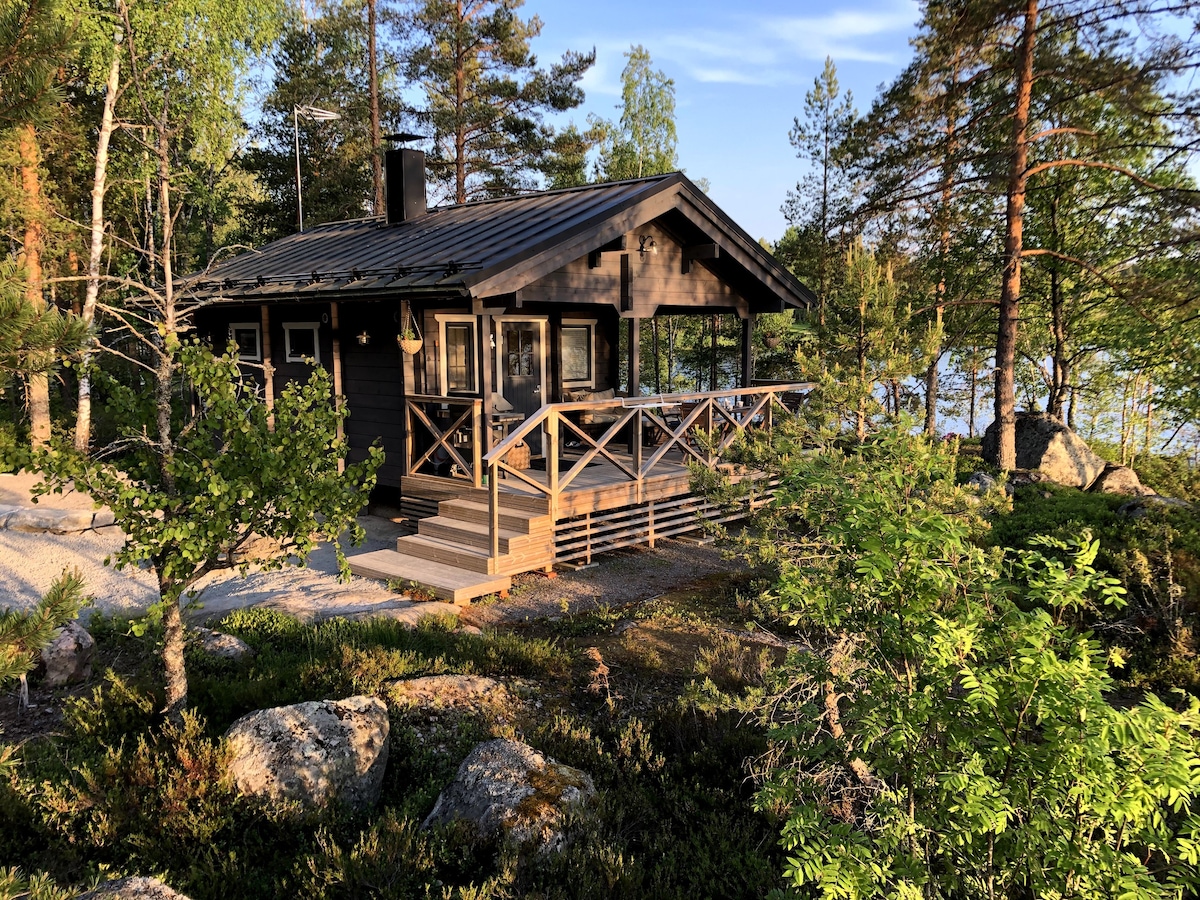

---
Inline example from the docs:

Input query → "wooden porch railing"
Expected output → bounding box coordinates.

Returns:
[480,383,812,559]
[402,394,484,488]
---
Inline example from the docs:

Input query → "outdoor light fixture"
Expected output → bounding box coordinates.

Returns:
[356,330,371,346]
[638,235,658,257]
[294,104,342,233]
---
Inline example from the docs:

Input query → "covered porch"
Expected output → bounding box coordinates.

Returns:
[349,381,810,600]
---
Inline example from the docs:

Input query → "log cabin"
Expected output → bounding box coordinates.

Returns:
[190,149,815,601]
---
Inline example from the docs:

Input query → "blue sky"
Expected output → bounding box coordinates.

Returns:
[528,0,923,242]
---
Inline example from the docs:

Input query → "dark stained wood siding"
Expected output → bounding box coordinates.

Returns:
[517,223,747,318]
[339,302,406,488]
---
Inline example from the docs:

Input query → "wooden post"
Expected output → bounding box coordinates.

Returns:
[403,400,413,476]
[710,314,719,391]
[472,399,483,489]
[627,316,640,455]
[330,302,345,472]
[488,470,500,561]
[480,312,494,454]
[741,315,753,387]
[547,410,559,511]
[260,304,275,428]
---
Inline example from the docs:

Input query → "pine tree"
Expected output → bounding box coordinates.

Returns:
[402,0,593,203]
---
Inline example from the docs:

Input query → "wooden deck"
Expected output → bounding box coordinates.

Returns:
[348,384,808,602]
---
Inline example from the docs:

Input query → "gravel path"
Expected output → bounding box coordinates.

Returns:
[0,472,748,626]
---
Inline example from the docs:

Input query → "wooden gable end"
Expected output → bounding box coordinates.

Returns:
[511,222,747,318]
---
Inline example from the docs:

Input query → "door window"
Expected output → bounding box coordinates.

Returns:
[506,328,535,377]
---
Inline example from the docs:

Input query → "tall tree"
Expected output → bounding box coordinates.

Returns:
[594,44,677,182]
[403,0,593,203]
[0,0,75,450]
[784,57,857,323]
[240,1,390,242]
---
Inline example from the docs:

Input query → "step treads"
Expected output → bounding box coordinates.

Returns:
[437,499,553,533]
[418,516,547,553]
[346,550,511,604]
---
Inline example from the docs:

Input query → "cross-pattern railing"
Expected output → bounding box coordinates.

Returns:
[479,383,811,558]
[402,394,484,488]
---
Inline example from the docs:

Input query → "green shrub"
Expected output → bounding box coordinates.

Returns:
[0,420,30,474]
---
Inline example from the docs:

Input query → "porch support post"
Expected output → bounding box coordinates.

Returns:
[480,311,494,455]
[330,301,345,472]
[627,316,640,455]
[741,314,753,388]
[627,316,640,397]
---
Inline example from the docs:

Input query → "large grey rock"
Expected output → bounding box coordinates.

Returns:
[76,876,191,899]
[1118,495,1195,519]
[225,695,389,811]
[1091,464,1156,497]
[8,506,95,533]
[982,414,1107,488]
[42,622,95,687]
[967,472,998,493]
[423,738,595,850]
[193,627,254,661]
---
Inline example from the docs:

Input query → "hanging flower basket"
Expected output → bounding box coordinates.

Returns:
[397,301,423,355]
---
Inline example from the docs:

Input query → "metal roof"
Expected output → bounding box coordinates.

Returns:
[187,173,815,310]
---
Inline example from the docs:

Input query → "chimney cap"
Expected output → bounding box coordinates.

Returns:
[383,132,425,145]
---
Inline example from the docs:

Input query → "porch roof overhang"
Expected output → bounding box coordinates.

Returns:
[184,174,816,314]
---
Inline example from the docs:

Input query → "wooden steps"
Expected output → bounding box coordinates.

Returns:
[347,550,511,604]
[348,490,554,602]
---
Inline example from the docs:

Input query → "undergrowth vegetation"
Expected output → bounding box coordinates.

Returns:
[0,603,786,899]
[4,426,1200,899]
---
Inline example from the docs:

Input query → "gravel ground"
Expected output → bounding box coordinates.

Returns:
[0,472,748,625]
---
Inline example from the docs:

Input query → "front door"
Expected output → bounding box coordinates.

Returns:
[498,318,545,453]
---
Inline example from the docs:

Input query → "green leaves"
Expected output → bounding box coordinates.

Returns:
[744,430,1200,899]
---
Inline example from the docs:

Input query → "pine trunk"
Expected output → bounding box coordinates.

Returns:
[367,0,383,215]
[76,41,122,453]
[994,0,1039,471]
[18,123,51,450]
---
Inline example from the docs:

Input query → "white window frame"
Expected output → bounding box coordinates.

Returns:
[559,318,597,388]
[435,314,479,395]
[228,322,262,362]
[282,322,321,364]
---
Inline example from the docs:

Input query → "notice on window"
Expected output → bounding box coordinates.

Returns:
[561,326,590,383]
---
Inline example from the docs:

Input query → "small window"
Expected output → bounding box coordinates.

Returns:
[228,322,261,361]
[283,322,320,364]
[561,322,594,386]
[445,322,476,393]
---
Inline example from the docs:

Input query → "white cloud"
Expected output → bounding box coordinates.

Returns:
[579,0,919,88]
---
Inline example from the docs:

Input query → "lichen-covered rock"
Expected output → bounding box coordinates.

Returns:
[225,696,389,811]
[193,627,254,661]
[423,738,595,850]
[1091,464,1156,497]
[982,414,1107,488]
[42,622,95,687]
[75,876,191,899]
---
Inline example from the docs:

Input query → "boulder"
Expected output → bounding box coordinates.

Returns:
[1090,464,1156,497]
[225,695,389,811]
[193,627,254,661]
[1118,495,1195,519]
[981,414,1107,488]
[423,738,595,850]
[42,622,95,687]
[76,876,191,899]
[966,472,998,493]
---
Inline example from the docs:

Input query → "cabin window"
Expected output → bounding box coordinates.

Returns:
[560,321,595,387]
[445,322,476,392]
[229,322,261,361]
[436,315,478,394]
[505,327,535,377]
[283,322,320,364]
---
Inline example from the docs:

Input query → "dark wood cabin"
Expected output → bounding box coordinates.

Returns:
[190,151,815,601]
